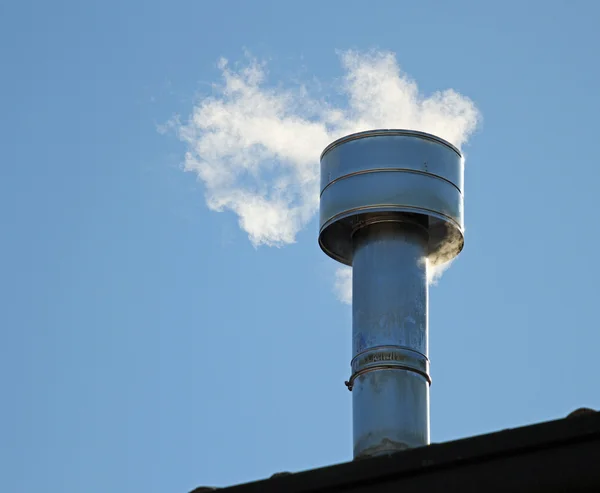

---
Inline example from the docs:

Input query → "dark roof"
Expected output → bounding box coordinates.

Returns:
[191,410,600,493]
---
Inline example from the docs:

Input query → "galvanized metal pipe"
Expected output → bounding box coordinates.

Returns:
[350,220,430,458]
[318,129,465,460]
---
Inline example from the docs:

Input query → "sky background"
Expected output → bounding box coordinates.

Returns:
[2,1,600,492]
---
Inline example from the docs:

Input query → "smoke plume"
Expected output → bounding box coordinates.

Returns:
[175,50,480,303]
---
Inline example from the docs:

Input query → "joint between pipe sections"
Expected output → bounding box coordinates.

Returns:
[345,345,431,391]
[350,345,429,368]
[344,364,432,391]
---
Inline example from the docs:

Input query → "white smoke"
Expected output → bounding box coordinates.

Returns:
[334,266,353,305]
[175,50,480,303]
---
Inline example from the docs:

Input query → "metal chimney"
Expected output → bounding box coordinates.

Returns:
[319,129,464,459]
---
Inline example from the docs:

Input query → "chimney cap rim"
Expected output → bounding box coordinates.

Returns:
[320,129,462,162]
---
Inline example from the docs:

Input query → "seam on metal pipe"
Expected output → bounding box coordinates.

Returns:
[350,216,429,239]
[320,168,463,197]
[350,345,429,365]
[344,364,432,391]
[320,205,462,236]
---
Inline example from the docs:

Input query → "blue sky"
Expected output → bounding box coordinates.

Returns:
[2,1,600,491]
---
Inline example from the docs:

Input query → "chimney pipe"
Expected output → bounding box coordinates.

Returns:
[318,130,464,459]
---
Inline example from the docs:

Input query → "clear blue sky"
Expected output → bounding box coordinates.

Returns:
[2,1,600,492]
